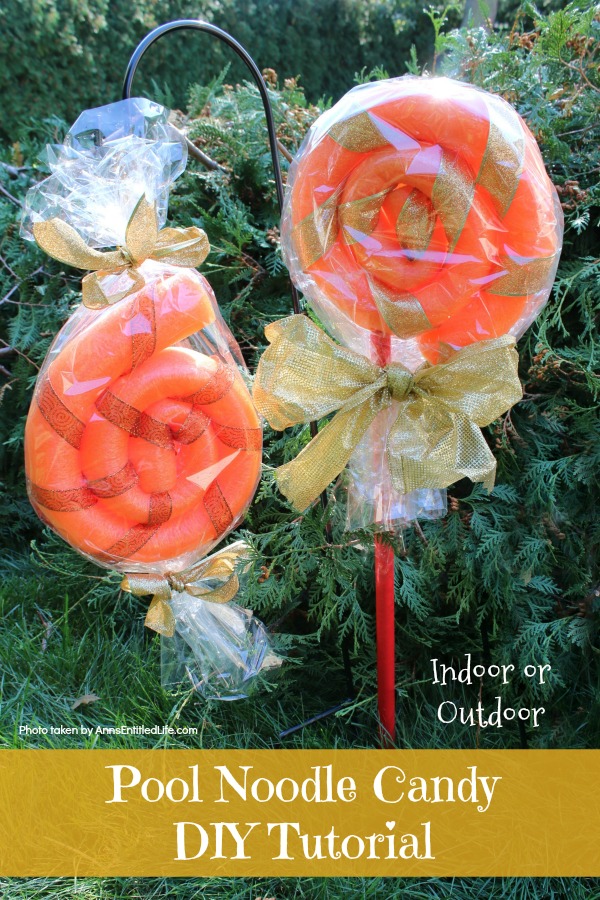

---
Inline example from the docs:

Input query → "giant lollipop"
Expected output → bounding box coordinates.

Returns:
[22,98,271,699]
[256,76,563,739]
[284,76,562,363]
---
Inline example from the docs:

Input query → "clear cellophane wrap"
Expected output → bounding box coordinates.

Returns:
[21,98,278,698]
[280,76,563,531]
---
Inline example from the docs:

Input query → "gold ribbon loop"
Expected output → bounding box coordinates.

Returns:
[32,196,210,309]
[253,316,522,512]
[120,542,249,637]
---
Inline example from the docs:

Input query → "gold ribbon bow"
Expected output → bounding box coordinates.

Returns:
[253,315,523,512]
[120,542,249,637]
[32,195,210,309]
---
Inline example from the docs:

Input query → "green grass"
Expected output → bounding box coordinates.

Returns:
[0,556,366,751]
[2,877,600,899]
[1,553,599,897]
[2,524,598,755]
[3,551,594,754]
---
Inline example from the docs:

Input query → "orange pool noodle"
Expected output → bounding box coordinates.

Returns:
[25,267,262,570]
[283,77,563,362]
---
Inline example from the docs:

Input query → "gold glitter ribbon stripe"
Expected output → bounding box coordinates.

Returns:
[477,101,525,216]
[338,188,437,254]
[431,152,475,251]
[396,190,436,254]
[293,188,342,271]
[338,190,389,244]
[328,111,389,153]
[369,281,431,340]
[253,315,522,512]
[487,255,557,297]
[37,376,86,450]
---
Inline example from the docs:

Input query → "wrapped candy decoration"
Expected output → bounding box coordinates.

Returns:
[266,75,563,531]
[254,76,562,738]
[22,98,276,699]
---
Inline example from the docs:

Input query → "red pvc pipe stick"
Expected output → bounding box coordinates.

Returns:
[371,332,396,745]
[375,536,396,744]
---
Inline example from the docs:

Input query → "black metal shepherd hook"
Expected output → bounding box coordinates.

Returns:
[123,21,288,242]
[123,20,355,737]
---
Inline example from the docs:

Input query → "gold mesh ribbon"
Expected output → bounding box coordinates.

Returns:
[253,316,523,512]
[120,542,249,637]
[32,196,210,309]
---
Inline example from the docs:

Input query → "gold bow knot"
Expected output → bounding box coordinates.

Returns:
[32,195,210,309]
[253,315,523,512]
[385,365,414,402]
[120,542,249,637]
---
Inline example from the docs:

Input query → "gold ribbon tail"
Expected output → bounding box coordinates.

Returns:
[276,396,386,511]
[385,336,522,494]
[253,314,394,511]
[121,573,176,637]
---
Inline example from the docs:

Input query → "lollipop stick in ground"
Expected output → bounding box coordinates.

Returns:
[375,537,396,744]
[371,330,396,745]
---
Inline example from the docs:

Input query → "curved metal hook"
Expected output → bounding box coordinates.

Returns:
[122,18,300,313]
[123,20,355,719]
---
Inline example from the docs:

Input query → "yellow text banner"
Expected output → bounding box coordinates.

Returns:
[1,749,599,876]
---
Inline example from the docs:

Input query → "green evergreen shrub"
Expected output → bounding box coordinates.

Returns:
[0,2,598,895]
[1,1,598,757]
[0,0,435,140]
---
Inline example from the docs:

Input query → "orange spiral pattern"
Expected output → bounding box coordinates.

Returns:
[25,267,262,570]
[284,77,562,362]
